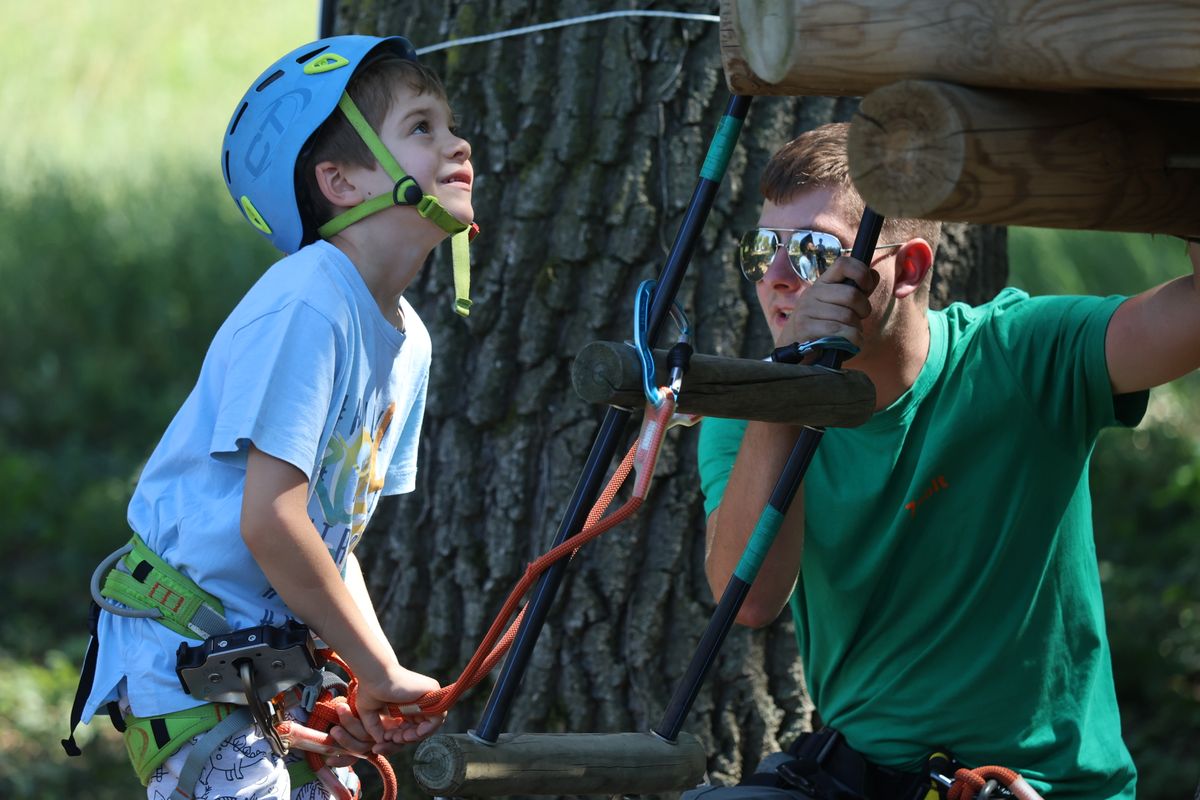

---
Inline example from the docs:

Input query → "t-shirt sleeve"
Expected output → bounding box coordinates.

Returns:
[697,417,749,518]
[988,292,1148,440]
[210,302,342,477]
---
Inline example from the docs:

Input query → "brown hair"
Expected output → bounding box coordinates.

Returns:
[760,122,940,249]
[296,56,451,243]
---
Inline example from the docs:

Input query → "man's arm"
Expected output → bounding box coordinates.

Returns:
[1106,241,1200,394]
[705,420,807,628]
[241,445,440,744]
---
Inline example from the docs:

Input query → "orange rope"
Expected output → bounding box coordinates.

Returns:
[947,765,1043,800]
[402,395,671,716]
[291,396,678,797]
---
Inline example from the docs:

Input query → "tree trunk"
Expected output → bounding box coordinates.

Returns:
[329,2,1008,796]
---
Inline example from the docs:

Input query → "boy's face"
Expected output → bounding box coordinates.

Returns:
[361,84,474,226]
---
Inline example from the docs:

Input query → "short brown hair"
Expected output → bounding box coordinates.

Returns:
[296,56,450,244]
[760,122,940,248]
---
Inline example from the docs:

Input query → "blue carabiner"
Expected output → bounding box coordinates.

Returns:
[632,279,691,407]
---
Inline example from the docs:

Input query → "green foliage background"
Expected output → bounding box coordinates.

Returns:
[1,3,1196,798]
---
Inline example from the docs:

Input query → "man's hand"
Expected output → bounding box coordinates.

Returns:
[776,256,879,349]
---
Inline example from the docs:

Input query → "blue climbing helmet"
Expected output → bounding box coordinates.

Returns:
[222,34,477,316]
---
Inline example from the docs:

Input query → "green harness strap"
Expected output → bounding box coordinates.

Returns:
[98,533,227,640]
[123,703,242,785]
[123,704,319,793]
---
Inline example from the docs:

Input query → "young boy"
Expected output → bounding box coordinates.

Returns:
[64,35,475,799]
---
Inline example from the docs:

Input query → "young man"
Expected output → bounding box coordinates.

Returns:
[698,122,1200,798]
[66,35,476,799]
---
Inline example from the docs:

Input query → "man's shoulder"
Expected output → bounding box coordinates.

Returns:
[936,287,1031,329]
[939,286,1126,330]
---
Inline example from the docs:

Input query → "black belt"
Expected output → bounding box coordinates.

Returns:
[774,728,946,800]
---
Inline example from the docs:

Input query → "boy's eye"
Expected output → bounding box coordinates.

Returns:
[410,120,430,135]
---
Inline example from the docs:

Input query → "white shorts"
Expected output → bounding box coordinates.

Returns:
[146,709,361,800]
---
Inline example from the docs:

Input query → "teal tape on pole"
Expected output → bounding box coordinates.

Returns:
[733,506,785,583]
[699,115,743,182]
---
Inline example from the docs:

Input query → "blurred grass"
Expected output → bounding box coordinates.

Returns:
[0,4,310,798]
[0,0,315,188]
[1009,226,1194,297]
[0,2,1196,798]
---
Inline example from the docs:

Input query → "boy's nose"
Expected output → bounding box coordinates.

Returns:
[446,134,471,162]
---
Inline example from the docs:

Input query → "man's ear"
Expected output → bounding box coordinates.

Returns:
[892,239,934,299]
[313,161,367,210]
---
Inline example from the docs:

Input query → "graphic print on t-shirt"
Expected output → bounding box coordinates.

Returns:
[314,401,395,565]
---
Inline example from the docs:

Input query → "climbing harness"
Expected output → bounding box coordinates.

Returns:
[221,35,479,315]
[65,534,334,798]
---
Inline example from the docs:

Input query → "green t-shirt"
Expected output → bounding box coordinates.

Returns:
[697,288,1146,799]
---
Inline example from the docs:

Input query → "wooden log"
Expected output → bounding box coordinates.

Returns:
[572,341,875,427]
[720,0,1200,98]
[412,732,707,796]
[848,80,1200,235]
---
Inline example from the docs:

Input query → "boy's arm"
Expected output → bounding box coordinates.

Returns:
[325,553,443,756]
[241,445,441,744]
[704,420,807,628]
[1106,241,1200,394]
[343,553,390,654]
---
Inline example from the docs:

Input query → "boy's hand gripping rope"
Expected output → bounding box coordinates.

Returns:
[273,389,689,800]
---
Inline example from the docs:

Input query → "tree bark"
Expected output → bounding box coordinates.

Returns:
[328,2,1008,796]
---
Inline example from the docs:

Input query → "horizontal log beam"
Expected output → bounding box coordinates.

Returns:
[848,80,1200,235]
[720,0,1200,98]
[412,732,707,796]
[572,341,875,427]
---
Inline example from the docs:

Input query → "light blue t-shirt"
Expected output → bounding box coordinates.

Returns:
[83,240,431,720]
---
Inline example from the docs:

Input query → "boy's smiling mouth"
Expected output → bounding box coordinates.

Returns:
[441,169,472,188]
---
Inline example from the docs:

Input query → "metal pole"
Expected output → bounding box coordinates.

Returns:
[473,94,754,742]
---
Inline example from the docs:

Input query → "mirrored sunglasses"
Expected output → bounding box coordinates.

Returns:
[738,228,900,283]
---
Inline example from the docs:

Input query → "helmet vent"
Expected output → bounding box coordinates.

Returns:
[295,45,330,64]
[223,151,231,185]
[229,102,249,136]
[256,69,285,92]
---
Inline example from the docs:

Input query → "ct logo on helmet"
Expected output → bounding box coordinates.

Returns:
[244,88,313,179]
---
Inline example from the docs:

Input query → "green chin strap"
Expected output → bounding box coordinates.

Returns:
[315,93,475,317]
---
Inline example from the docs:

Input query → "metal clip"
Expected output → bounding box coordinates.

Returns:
[240,661,288,758]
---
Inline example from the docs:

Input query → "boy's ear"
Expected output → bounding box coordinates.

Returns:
[313,161,366,210]
[892,239,934,299]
